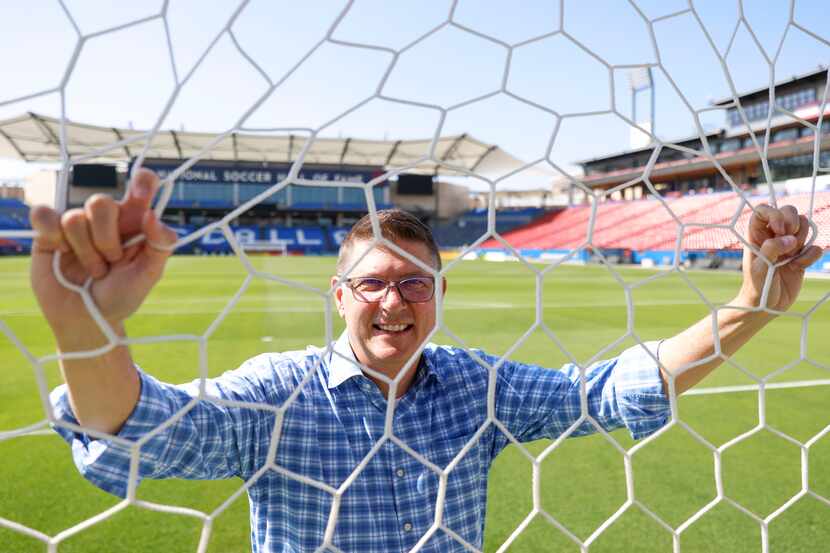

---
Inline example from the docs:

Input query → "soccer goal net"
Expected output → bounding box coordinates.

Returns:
[1,1,829,552]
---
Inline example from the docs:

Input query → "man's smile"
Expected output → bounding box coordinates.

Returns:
[372,323,414,334]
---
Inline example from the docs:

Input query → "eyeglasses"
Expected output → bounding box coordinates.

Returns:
[343,276,435,303]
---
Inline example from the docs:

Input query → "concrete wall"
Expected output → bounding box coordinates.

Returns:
[24,171,58,207]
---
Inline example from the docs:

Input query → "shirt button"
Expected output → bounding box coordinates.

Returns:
[396,468,405,478]
[403,522,413,532]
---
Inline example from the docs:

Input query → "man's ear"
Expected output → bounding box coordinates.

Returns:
[332,276,345,318]
[441,276,447,296]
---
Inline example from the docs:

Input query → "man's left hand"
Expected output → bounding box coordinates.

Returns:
[738,204,823,312]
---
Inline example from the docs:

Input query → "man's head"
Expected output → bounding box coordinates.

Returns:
[336,209,442,274]
[332,209,445,380]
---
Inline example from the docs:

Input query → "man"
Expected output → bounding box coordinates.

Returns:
[29,169,821,552]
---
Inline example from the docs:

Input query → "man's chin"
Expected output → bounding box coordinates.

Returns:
[365,344,420,371]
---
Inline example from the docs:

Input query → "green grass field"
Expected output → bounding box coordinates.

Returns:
[2,255,830,552]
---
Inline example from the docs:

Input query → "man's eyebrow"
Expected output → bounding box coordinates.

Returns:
[348,272,434,280]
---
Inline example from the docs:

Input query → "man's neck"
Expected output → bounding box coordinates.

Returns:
[352,348,422,399]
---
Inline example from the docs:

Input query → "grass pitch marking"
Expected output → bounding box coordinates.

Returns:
[686,379,830,395]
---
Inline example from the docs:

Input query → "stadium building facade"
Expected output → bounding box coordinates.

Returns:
[578,67,830,199]
[477,69,830,272]
[138,159,392,255]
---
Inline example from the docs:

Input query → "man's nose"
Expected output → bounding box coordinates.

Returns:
[380,283,406,308]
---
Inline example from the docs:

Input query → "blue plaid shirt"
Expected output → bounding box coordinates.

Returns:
[51,333,669,552]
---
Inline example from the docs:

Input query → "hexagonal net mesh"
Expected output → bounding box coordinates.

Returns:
[1,1,829,552]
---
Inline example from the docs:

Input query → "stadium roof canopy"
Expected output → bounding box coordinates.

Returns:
[0,113,553,185]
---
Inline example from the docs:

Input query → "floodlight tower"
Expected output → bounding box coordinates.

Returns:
[628,67,655,149]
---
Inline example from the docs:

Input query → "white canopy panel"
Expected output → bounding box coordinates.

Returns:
[0,113,553,185]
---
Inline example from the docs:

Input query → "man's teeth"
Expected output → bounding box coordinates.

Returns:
[376,324,409,332]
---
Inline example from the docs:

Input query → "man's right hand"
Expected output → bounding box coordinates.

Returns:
[29,168,178,351]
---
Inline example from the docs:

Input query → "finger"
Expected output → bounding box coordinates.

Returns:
[780,205,800,235]
[61,209,108,279]
[85,194,122,263]
[118,168,160,236]
[29,205,68,255]
[793,214,809,249]
[791,245,823,269]
[755,234,798,266]
[137,211,178,277]
[749,204,779,239]
[752,204,798,236]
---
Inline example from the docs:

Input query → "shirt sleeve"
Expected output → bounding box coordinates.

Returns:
[493,341,670,443]
[50,355,285,498]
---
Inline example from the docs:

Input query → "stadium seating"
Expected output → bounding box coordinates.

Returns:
[0,198,29,229]
[0,198,31,254]
[485,191,830,254]
[430,208,548,248]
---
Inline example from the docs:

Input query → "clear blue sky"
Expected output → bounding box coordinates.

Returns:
[0,0,828,189]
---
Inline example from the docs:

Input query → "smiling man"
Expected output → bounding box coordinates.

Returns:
[30,170,822,552]
[332,212,447,397]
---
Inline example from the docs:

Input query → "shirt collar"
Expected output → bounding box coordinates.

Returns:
[327,331,364,389]
[327,331,446,389]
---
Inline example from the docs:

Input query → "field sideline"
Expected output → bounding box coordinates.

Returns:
[2,255,829,552]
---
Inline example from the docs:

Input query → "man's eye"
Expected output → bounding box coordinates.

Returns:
[355,279,386,291]
[401,278,430,290]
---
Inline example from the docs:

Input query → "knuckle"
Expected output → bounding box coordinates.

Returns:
[86,193,115,216]
[30,205,57,227]
[61,209,88,231]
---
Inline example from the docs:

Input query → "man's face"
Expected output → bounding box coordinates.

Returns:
[332,238,445,376]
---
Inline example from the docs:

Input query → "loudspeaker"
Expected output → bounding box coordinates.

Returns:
[396,174,434,195]
[71,164,118,188]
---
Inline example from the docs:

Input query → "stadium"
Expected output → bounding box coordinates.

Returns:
[2,70,830,266]
[1,2,830,553]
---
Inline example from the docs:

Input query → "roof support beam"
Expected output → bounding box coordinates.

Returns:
[339,137,351,165]
[30,112,60,145]
[440,133,467,162]
[111,127,132,158]
[0,128,27,161]
[288,134,294,162]
[232,132,239,162]
[170,130,183,159]
[384,140,402,166]
[471,145,497,171]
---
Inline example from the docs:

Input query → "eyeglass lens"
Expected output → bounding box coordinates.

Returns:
[351,277,434,302]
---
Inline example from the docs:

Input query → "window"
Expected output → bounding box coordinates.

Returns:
[239,183,287,205]
[772,127,799,142]
[182,183,233,204]
[769,153,818,180]
[775,88,817,112]
[341,188,364,205]
[743,134,761,148]
[290,185,338,207]
[718,138,742,153]
[728,101,771,126]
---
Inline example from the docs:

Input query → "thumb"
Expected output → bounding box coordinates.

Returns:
[118,169,160,236]
[753,235,797,270]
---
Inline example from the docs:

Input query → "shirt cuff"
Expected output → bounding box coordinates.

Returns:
[49,368,174,497]
[614,340,670,440]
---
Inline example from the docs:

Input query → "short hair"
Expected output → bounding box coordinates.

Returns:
[337,209,442,273]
